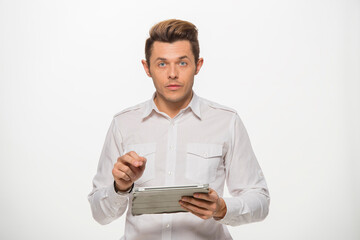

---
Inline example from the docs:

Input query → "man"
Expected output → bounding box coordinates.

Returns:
[88,19,270,240]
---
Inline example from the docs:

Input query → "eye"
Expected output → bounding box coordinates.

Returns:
[179,61,187,66]
[158,62,166,67]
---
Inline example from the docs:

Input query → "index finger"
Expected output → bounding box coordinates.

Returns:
[118,151,146,168]
[193,188,218,202]
[127,151,147,167]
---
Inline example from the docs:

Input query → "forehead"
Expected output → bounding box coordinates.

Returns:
[151,40,194,61]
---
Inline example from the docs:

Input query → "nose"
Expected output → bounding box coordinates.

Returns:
[168,64,178,79]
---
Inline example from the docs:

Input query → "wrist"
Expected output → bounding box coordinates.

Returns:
[114,181,134,193]
[213,198,227,220]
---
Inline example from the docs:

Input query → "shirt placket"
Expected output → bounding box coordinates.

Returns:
[161,117,178,239]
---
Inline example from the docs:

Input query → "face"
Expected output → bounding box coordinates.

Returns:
[142,40,203,108]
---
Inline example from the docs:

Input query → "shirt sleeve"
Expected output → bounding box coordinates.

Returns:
[217,113,270,226]
[87,118,129,225]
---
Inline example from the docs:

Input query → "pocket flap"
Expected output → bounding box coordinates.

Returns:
[187,143,223,158]
[125,143,156,157]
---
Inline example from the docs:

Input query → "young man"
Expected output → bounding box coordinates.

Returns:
[88,19,270,240]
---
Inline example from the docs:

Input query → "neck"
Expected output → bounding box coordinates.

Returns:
[154,91,193,118]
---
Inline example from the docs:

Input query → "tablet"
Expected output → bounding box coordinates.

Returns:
[131,184,209,216]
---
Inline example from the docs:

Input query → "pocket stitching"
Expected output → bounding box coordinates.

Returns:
[124,143,156,185]
[186,143,223,183]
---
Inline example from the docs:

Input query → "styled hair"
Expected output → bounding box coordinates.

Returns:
[145,19,200,66]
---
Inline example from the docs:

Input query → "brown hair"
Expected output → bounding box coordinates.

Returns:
[145,19,199,66]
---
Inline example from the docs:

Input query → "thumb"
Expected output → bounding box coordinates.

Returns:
[138,157,147,170]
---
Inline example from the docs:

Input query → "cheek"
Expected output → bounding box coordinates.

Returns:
[151,74,166,89]
[152,78,161,89]
[151,69,167,80]
[183,72,195,84]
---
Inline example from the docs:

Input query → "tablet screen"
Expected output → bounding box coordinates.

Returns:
[131,184,209,216]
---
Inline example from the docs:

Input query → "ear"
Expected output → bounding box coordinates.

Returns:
[195,58,204,75]
[141,59,152,77]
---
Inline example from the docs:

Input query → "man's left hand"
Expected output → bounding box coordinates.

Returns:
[179,188,227,220]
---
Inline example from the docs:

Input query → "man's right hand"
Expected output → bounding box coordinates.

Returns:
[112,151,147,192]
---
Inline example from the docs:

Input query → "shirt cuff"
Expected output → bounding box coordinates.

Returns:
[216,197,243,225]
[106,183,129,204]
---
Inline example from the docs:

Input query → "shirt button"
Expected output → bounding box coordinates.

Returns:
[168,171,172,175]
[169,145,174,150]
[166,224,170,228]
[203,153,208,158]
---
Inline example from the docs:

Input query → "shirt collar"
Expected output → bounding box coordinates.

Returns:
[141,92,157,119]
[142,91,202,120]
[188,92,202,120]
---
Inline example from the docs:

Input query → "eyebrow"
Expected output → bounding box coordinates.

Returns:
[179,56,189,60]
[155,56,190,61]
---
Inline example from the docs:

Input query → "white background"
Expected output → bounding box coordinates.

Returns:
[0,0,359,239]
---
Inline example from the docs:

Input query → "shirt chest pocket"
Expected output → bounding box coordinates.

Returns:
[124,143,156,186]
[185,143,223,184]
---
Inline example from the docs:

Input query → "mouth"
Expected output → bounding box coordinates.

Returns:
[166,84,182,91]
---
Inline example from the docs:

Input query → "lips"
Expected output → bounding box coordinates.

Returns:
[166,84,182,90]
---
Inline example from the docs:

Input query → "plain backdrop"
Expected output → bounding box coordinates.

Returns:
[0,0,359,239]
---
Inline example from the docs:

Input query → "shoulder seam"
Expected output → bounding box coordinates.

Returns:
[113,102,145,118]
[200,97,238,114]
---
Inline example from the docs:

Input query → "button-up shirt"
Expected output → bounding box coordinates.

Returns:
[88,92,270,240]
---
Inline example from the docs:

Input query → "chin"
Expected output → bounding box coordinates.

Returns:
[158,89,191,103]
[165,95,185,103]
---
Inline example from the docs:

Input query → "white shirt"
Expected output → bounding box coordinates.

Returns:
[88,92,270,240]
